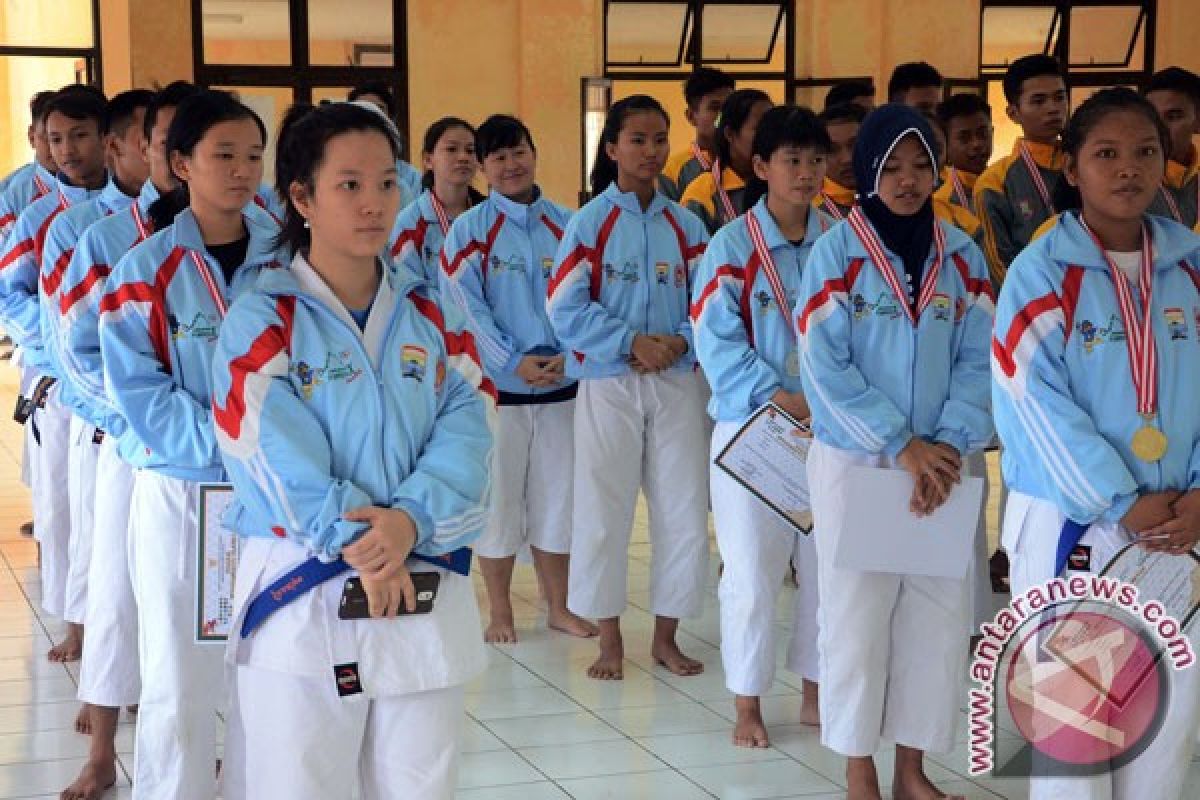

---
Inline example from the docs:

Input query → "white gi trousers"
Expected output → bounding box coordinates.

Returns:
[567,370,711,620]
[476,399,574,558]
[128,470,223,800]
[29,385,73,619]
[710,419,818,694]
[808,441,968,757]
[967,450,993,634]
[64,415,99,624]
[1004,491,1200,800]
[77,436,139,707]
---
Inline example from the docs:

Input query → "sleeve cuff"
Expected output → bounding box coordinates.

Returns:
[934,430,969,457]
[619,329,636,357]
[1101,492,1138,526]
[502,350,524,375]
[882,429,914,459]
[392,498,436,549]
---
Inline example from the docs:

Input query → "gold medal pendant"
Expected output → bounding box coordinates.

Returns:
[1131,425,1168,462]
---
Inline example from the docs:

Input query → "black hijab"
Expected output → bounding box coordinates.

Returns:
[852,104,939,297]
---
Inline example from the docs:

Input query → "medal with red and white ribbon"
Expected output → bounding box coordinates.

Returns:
[949,168,973,213]
[130,202,152,244]
[710,160,738,224]
[1082,220,1166,462]
[429,191,452,236]
[745,208,801,375]
[1018,141,1054,214]
[846,206,945,326]
[190,251,229,318]
[33,172,51,199]
[819,191,846,221]
[691,142,713,171]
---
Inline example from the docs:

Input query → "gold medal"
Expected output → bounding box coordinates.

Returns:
[1131,424,1168,462]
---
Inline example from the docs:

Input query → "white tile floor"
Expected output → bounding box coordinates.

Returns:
[0,357,1196,799]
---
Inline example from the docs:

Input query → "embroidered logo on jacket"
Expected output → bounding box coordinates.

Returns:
[851,292,901,321]
[930,293,952,321]
[1164,307,1188,340]
[167,311,219,342]
[603,261,640,284]
[541,257,554,278]
[401,344,428,381]
[292,350,363,399]
[489,253,527,276]
[1077,315,1127,354]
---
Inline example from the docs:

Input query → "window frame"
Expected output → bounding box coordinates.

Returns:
[0,0,103,86]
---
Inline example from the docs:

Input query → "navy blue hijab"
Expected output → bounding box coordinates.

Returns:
[852,104,939,295]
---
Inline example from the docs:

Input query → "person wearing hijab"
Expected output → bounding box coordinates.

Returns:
[795,104,994,800]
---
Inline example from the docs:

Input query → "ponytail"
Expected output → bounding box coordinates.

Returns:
[589,94,669,198]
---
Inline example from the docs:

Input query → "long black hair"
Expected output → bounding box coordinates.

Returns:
[1053,87,1170,213]
[715,88,772,173]
[589,94,669,198]
[418,116,485,204]
[147,89,266,230]
[273,102,401,255]
[742,105,832,209]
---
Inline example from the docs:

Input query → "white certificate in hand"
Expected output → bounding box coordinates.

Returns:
[831,465,983,579]
[1100,543,1200,630]
[714,402,813,534]
[195,483,240,644]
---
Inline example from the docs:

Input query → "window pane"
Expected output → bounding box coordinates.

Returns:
[607,2,690,66]
[1069,6,1143,70]
[215,85,295,185]
[981,7,1058,70]
[308,0,394,66]
[0,56,90,175]
[201,0,291,66]
[0,0,94,48]
[700,3,782,63]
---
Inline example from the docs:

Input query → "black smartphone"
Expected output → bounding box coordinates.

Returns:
[338,571,441,620]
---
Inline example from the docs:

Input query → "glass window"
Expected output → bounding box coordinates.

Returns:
[700,3,783,64]
[200,0,291,66]
[1068,6,1144,70]
[606,2,690,66]
[0,0,94,48]
[0,55,89,176]
[308,0,393,66]
[981,6,1059,70]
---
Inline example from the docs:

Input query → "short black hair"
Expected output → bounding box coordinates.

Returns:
[818,102,868,128]
[29,90,57,125]
[683,67,735,109]
[824,80,874,111]
[935,93,992,131]
[143,81,201,141]
[888,62,943,102]
[43,86,108,129]
[348,81,395,118]
[475,114,536,161]
[1003,54,1066,105]
[105,89,155,137]
[1145,66,1200,110]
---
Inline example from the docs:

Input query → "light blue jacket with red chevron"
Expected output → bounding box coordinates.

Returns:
[992,211,1200,525]
[692,198,832,422]
[388,189,456,286]
[0,175,105,376]
[439,188,574,395]
[796,214,995,458]
[0,162,54,240]
[40,179,136,416]
[546,183,708,379]
[97,207,283,482]
[210,253,495,561]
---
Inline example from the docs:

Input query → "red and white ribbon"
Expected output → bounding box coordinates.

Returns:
[744,209,794,341]
[819,192,846,221]
[429,191,452,236]
[949,168,973,213]
[1018,141,1054,215]
[33,172,51,199]
[1083,220,1156,417]
[710,160,738,224]
[130,202,152,244]
[691,142,713,171]
[846,206,946,326]
[190,251,228,318]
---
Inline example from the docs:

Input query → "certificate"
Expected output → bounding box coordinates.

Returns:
[714,402,813,534]
[195,483,240,643]
[1100,543,1200,630]
[831,466,984,579]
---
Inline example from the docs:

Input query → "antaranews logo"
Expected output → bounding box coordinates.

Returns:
[967,574,1194,779]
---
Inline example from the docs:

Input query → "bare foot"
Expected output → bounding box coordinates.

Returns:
[74,704,92,736]
[651,639,704,677]
[800,679,820,726]
[19,521,33,537]
[48,624,83,663]
[587,623,624,680]
[59,758,116,800]
[847,756,883,800]
[125,705,138,715]
[733,695,770,748]
[483,613,518,644]
[893,769,963,800]
[547,608,599,639]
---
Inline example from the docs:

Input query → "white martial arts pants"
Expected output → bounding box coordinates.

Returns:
[1004,491,1200,800]
[17,359,34,488]
[222,667,465,800]
[476,400,574,559]
[711,420,818,695]
[77,436,139,708]
[129,470,223,800]
[567,371,710,620]
[29,386,72,619]
[808,441,968,757]
[967,450,993,634]
[64,415,99,625]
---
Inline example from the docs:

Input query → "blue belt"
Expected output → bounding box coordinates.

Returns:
[1054,519,1089,577]
[239,547,473,638]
